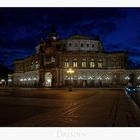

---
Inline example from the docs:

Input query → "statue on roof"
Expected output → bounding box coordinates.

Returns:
[48,26,58,41]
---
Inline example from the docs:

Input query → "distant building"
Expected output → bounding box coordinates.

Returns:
[9,29,140,88]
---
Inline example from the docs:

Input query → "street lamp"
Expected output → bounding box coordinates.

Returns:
[125,76,130,80]
[67,68,74,91]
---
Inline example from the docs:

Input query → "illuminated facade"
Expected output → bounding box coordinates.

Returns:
[11,29,140,88]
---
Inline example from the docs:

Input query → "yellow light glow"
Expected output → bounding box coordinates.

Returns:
[67,68,74,74]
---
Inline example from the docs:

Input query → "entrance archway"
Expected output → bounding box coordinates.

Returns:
[45,72,52,87]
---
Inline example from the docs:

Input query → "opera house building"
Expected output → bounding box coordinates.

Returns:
[9,29,140,88]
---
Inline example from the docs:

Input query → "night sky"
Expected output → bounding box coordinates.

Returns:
[0,8,140,69]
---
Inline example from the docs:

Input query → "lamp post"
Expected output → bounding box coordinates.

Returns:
[67,68,74,91]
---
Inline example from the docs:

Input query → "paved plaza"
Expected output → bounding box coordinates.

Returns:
[0,87,140,127]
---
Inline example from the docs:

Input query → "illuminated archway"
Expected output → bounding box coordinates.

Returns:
[45,72,52,87]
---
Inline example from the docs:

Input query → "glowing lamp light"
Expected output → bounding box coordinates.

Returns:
[24,78,27,81]
[125,76,130,80]
[20,79,23,82]
[78,77,83,80]
[8,79,12,82]
[33,78,37,81]
[67,68,74,74]
[88,77,93,80]
[28,78,31,81]
[1,79,5,82]
[97,77,102,80]
[105,77,110,80]
[47,79,51,83]
[137,76,140,80]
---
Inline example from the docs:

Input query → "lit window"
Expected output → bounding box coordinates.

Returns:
[73,59,78,67]
[64,61,69,68]
[90,59,95,68]
[82,59,86,68]
[35,61,39,69]
[51,56,55,63]
[98,60,103,68]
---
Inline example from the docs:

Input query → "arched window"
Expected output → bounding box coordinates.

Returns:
[73,59,78,68]
[90,59,95,68]
[98,59,103,68]
[31,62,34,70]
[51,56,55,63]
[69,43,72,47]
[81,43,84,47]
[64,59,69,68]
[82,59,87,68]
[45,72,52,87]
[35,61,39,70]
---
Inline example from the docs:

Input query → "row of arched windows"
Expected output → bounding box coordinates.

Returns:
[24,61,39,71]
[64,59,103,68]
[68,43,95,48]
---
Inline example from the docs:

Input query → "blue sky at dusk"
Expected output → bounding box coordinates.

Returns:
[0,8,140,68]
